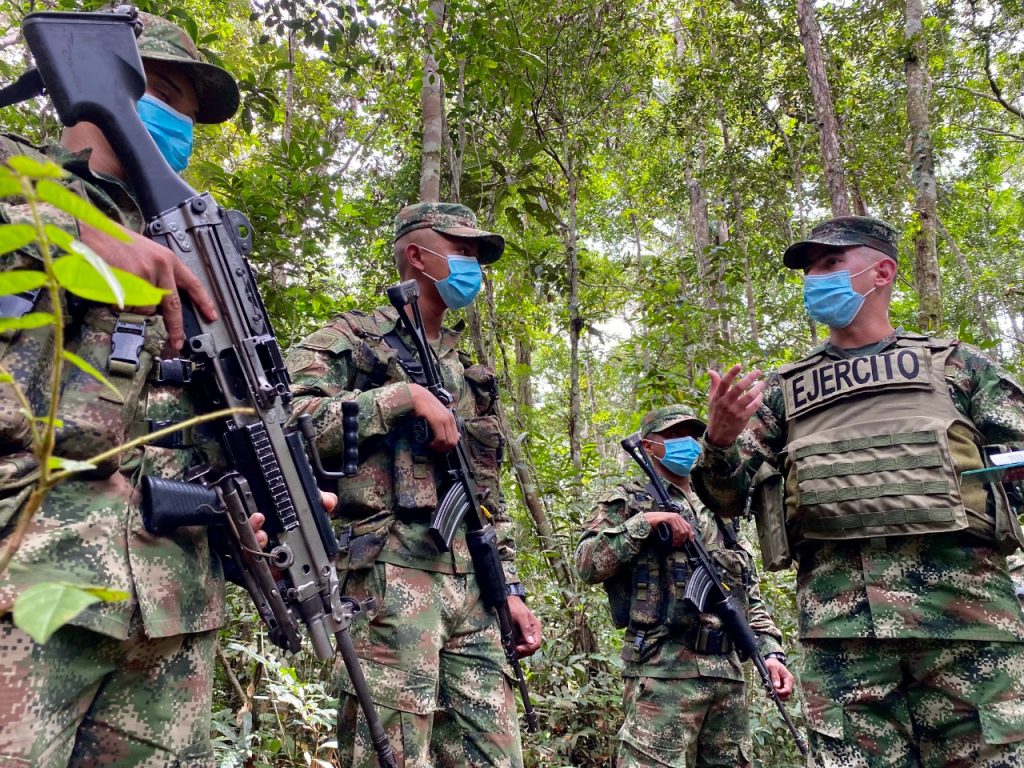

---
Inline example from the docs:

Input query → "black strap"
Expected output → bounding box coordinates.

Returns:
[382,330,427,386]
[0,70,45,109]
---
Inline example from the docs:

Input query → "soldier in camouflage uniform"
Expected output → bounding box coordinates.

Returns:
[285,201,542,768]
[576,405,794,768]
[694,215,1024,767]
[0,13,246,767]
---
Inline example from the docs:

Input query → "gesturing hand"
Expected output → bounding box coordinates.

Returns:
[705,364,765,448]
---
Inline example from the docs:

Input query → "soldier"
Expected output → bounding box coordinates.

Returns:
[576,404,794,768]
[694,215,1024,766]
[0,12,262,767]
[285,201,543,767]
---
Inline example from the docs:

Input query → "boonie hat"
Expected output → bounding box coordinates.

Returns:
[783,216,899,270]
[135,11,239,124]
[639,405,707,440]
[394,202,505,265]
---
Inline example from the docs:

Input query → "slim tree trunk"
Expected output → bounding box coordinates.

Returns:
[566,163,583,491]
[937,219,993,340]
[796,0,851,217]
[419,0,445,202]
[905,0,942,331]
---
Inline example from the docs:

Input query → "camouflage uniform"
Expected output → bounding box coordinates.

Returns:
[694,221,1024,767]
[577,477,783,768]
[286,250,522,764]
[0,14,239,767]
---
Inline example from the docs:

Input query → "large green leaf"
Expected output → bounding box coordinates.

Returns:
[35,180,130,242]
[12,582,101,643]
[0,224,37,256]
[52,253,166,307]
[5,155,66,180]
[0,311,53,333]
[0,270,46,297]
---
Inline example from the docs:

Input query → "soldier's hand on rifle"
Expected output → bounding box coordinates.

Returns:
[705,364,766,447]
[644,511,694,546]
[80,220,218,355]
[508,595,542,657]
[409,383,460,450]
[764,656,795,700]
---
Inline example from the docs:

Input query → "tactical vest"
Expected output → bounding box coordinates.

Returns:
[605,485,751,654]
[774,334,1023,553]
[299,309,504,525]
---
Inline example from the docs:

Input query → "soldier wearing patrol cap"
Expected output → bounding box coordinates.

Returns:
[576,404,793,768]
[0,10,255,767]
[285,202,542,767]
[695,215,1024,765]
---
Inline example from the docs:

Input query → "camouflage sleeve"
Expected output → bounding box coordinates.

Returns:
[574,488,652,584]
[285,334,415,459]
[693,376,788,516]
[946,343,1024,447]
[746,558,785,656]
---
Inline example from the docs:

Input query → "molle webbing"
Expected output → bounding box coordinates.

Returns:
[804,505,956,534]
[796,451,942,481]
[792,430,937,461]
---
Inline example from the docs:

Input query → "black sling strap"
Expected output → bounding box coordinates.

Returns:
[0,70,44,109]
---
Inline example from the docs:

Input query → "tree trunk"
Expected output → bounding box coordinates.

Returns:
[566,163,583,492]
[419,0,445,202]
[937,218,993,340]
[905,0,942,331]
[796,0,851,217]
[720,112,759,348]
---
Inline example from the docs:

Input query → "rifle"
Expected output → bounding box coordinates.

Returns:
[385,279,539,733]
[621,433,809,759]
[12,8,397,767]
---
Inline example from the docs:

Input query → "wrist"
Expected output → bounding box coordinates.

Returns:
[764,651,788,665]
[506,582,527,601]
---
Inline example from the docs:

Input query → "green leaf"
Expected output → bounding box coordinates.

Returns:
[0,224,37,256]
[0,311,53,333]
[63,350,121,398]
[12,582,101,643]
[33,415,64,428]
[34,180,130,241]
[0,178,22,198]
[81,585,130,602]
[6,155,67,180]
[43,224,75,253]
[53,254,166,307]
[47,456,97,473]
[0,270,46,297]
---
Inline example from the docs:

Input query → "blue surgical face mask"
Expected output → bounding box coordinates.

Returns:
[420,247,483,309]
[652,436,703,477]
[136,93,194,173]
[802,263,878,329]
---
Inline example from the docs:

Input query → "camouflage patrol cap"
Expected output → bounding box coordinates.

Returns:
[783,216,899,270]
[135,12,240,125]
[639,404,706,439]
[394,202,505,264]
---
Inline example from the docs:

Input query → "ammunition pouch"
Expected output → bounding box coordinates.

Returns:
[750,461,792,571]
[391,423,437,512]
[686,625,734,655]
[335,510,392,572]
[463,413,503,508]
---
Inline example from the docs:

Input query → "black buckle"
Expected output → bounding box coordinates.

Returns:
[152,358,193,385]
[145,418,190,449]
[0,288,41,320]
[109,317,147,373]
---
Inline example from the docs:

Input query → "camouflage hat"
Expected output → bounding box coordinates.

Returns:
[394,202,505,264]
[783,216,899,270]
[135,12,240,125]
[639,405,706,440]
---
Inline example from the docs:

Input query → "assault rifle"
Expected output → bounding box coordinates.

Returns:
[621,433,809,759]
[385,279,539,733]
[10,8,396,766]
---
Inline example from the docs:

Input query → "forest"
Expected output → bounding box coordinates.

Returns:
[2,0,1024,765]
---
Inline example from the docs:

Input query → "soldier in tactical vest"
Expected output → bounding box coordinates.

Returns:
[0,13,267,767]
[576,404,794,768]
[284,201,542,768]
[694,215,1024,766]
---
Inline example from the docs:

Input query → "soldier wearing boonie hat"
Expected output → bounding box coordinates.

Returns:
[576,403,791,768]
[0,9,243,767]
[285,200,540,766]
[697,211,1024,764]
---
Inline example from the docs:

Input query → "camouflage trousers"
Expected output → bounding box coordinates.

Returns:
[617,674,751,768]
[336,562,523,768]
[0,610,216,767]
[802,637,1024,767]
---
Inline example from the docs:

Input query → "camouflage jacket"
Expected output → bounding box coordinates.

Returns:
[285,306,519,580]
[575,478,783,680]
[694,332,1024,642]
[0,134,224,640]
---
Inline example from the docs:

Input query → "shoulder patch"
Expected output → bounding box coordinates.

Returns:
[298,327,347,353]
